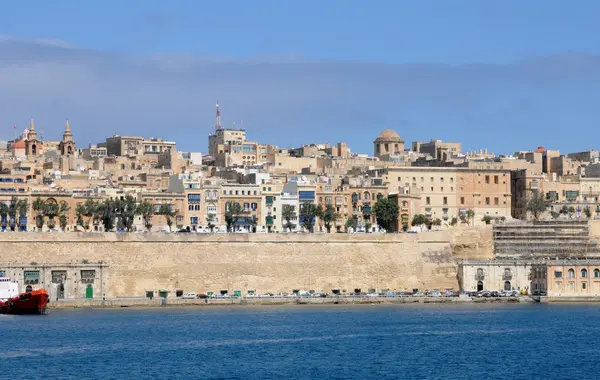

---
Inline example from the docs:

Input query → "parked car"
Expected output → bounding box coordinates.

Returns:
[182,293,197,299]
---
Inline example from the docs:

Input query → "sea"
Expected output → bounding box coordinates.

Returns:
[0,304,597,379]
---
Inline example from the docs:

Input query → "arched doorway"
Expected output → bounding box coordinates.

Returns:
[477,281,483,292]
[25,285,32,292]
[504,281,511,291]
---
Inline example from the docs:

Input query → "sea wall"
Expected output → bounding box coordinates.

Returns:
[0,227,492,297]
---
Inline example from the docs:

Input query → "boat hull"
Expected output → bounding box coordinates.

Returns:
[0,289,49,315]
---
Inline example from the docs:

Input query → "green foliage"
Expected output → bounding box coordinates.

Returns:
[299,202,322,232]
[206,213,216,232]
[365,222,372,233]
[432,218,442,226]
[281,205,297,232]
[372,198,399,232]
[411,214,429,227]
[402,223,409,232]
[526,191,549,220]
[225,201,246,232]
[481,215,493,224]
[136,200,154,232]
[114,195,138,231]
[158,203,177,231]
[321,204,340,233]
[59,214,68,230]
[345,217,357,232]
[584,207,592,218]
[450,217,458,227]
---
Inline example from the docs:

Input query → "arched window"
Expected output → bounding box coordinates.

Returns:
[25,285,32,292]
[213,191,218,199]
[363,192,370,200]
[581,269,588,278]
[205,190,210,199]
[568,269,575,278]
[402,201,408,207]
[594,269,600,278]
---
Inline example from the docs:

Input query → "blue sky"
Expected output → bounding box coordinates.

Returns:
[1,0,600,155]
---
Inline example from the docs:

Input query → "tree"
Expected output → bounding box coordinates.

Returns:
[115,195,138,231]
[365,222,372,233]
[481,215,493,225]
[584,207,592,219]
[158,203,177,232]
[0,202,7,230]
[345,217,358,232]
[250,215,258,233]
[466,209,475,225]
[75,203,85,229]
[59,201,70,231]
[44,202,59,229]
[526,192,549,220]
[568,206,576,218]
[450,217,458,227]
[81,199,98,231]
[411,214,429,229]
[97,199,117,232]
[372,198,399,232]
[225,201,245,232]
[321,204,340,233]
[206,213,216,232]
[32,197,46,231]
[9,197,20,231]
[432,218,442,227]
[16,199,27,231]
[136,200,154,232]
[299,202,322,232]
[281,205,297,232]
[550,211,560,219]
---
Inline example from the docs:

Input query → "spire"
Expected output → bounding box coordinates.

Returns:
[215,101,222,131]
[29,118,35,131]
[63,119,73,141]
[28,118,38,140]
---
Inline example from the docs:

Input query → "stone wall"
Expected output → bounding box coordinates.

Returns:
[0,227,492,297]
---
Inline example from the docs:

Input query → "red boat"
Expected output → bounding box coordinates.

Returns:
[0,289,49,315]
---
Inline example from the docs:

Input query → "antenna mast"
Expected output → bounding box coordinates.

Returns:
[215,101,222,132]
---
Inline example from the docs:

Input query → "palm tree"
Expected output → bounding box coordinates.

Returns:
[32,197,46,231]
[136,200,154,232]
[158,203,176,232]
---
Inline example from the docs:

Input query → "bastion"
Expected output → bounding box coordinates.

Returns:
[0,227,492,297]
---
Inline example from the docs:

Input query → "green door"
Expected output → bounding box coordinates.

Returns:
[86,284,93,299]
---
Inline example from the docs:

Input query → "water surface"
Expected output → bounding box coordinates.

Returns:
[0,304,595,379]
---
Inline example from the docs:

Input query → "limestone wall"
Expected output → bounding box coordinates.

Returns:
[0,227,492,297]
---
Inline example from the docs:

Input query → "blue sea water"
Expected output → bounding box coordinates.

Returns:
[0,304,597,379]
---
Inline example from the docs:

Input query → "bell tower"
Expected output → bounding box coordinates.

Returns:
[59,119,76,174]
[59,119,76,156]
[25,119,43,156]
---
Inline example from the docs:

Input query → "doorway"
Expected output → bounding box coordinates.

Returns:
[504,281,511,291]
[25,285,32,292]
[86,284,93,298]
[477,281,483,292]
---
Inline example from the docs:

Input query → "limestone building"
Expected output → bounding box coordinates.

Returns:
[374,130,405,160]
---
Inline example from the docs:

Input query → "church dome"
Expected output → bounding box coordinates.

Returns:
[375,130,403,142]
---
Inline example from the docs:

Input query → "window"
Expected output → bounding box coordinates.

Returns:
[426,197,430,205]
[430,177,434,183]
[582,269,588,278]
[450,177,454,183]
[485,175,490,184]
[494,197,499,206]
[582,282,587,290]
[555,271,562,278]
[443,197,447,205]
[440,177,444,183]
[494,175,499,184]
[568,269,575,278]
[556,282,561,290]
[485,197,490,205]
[594,269,600,278]
[420,177,424,182]
[460,197,465,205]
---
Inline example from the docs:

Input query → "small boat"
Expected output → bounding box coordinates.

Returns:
[0,275,49,315]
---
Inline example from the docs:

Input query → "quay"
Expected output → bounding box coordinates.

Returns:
[47,295,534,309]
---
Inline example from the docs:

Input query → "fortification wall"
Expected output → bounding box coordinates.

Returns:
[0,227,492,296]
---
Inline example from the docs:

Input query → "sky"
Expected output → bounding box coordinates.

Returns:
[1,0,600,155]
